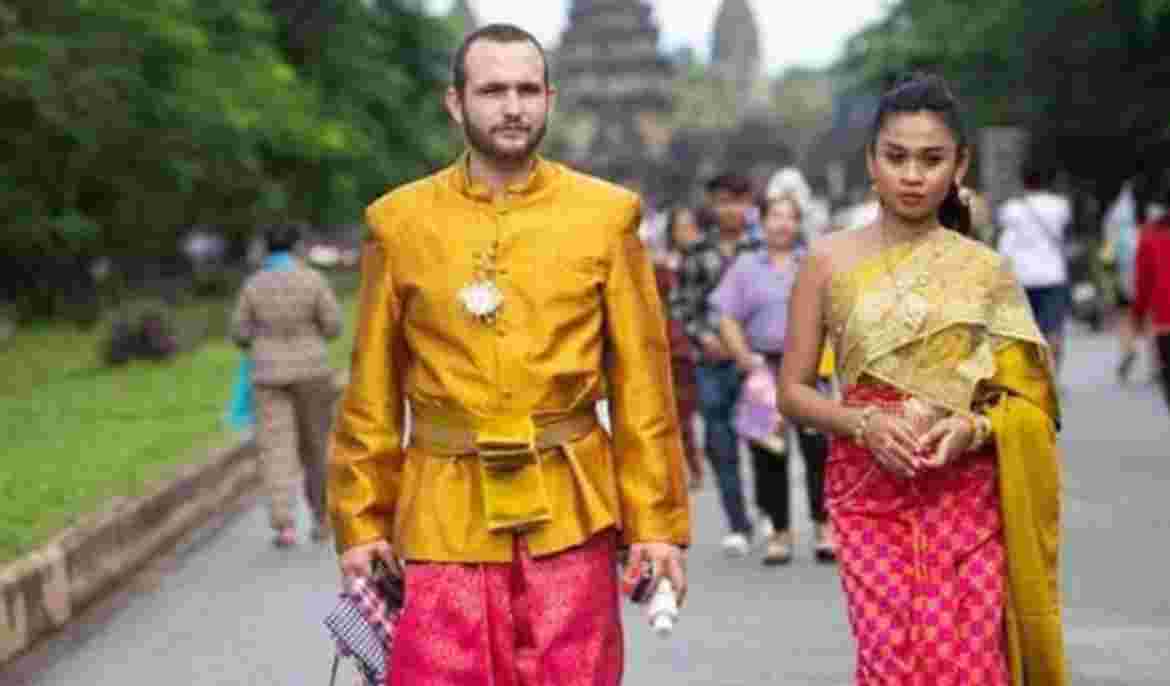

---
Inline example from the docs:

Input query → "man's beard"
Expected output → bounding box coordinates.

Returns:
[462,108,548,166]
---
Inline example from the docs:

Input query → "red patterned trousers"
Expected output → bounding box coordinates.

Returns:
[389,530,623,686]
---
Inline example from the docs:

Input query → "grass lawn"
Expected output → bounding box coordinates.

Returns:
[0,277,359,564]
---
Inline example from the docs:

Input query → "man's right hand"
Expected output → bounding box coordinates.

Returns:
[339,539,399,582]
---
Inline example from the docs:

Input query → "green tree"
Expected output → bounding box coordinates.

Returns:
[0,0,458,320]
[838,0,1170,228]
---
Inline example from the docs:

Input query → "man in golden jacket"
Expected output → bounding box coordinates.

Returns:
[327,23,690,685]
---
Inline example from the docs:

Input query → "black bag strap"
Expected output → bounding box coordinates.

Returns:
[329,653,341,686]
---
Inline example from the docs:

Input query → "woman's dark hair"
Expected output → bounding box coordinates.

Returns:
[264,222,302,252]
[869,72,971,235]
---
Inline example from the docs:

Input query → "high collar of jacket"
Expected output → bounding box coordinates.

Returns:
[449,151,557,203]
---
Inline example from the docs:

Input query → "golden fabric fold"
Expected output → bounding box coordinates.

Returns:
[987,343,1067,686]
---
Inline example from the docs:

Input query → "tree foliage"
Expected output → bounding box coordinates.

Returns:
[838,0,1170,222]
[1,0,458,318]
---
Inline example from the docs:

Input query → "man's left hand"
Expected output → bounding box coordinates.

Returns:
[626,542,687,607]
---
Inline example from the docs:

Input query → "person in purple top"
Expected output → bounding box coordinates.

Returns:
[711,192,835,566]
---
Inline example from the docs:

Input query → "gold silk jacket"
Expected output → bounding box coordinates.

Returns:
[327,156,691,563]
[827,229,1067,685]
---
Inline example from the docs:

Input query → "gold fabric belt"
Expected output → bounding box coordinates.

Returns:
[409,406,599,457]
[408,406,599,533]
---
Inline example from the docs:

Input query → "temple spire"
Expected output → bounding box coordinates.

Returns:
[556,0,675,183]
[711,0,763,115]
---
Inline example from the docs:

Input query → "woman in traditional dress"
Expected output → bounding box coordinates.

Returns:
[777,73,1066,684]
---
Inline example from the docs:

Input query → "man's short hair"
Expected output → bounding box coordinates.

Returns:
[705,172,754,197]
[452,23,549,94]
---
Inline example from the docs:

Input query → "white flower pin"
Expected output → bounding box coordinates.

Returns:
[458,279,503,321]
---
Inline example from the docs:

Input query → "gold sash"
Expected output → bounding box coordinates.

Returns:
[826,229,1057,421]
[410,408,599,533]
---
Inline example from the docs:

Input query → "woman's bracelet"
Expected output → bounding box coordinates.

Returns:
[969,414,993,451]
[852,406,878,446]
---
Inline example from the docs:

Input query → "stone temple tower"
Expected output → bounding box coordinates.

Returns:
[711,0,763,118]
[555,0,675,184]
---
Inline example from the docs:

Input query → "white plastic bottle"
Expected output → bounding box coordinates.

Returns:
[647,578,678,637]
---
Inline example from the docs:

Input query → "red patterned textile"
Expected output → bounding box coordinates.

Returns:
[389,530,623,686]
[829,384,1009,685]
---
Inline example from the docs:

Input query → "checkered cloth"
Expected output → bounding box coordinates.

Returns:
[324,572,404,686]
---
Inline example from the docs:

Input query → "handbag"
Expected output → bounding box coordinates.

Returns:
[733,363,786,455]
[324,559,405,686]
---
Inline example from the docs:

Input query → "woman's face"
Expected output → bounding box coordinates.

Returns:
[671,208,701,248]
[867,110,968,225]
[762,198,801,251]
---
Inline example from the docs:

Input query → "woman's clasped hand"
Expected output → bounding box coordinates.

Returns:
[861,410,976,477]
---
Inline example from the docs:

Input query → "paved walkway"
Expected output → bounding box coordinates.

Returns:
[15,332,1169,685]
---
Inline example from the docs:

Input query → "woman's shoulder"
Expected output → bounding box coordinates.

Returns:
[807,224,876,280]
[716,252,758,286]
[944,228,1001,260]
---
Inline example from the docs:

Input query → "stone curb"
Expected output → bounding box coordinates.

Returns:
[0,437,260,667]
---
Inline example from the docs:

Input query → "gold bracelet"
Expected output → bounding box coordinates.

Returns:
[970,414,992,450]
[853,406,878,446]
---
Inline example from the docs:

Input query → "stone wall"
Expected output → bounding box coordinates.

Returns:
[0,438,260,665]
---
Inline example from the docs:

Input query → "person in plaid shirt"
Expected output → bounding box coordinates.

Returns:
[669,172,761,555]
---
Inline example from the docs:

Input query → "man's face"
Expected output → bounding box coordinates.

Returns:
[445,39,555,166]
[710,188,752,235]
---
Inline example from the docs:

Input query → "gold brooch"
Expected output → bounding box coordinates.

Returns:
[461,241,505,324]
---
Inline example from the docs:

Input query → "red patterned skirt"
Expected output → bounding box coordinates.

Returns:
[388,530,623,686]
[829,384,1009,685]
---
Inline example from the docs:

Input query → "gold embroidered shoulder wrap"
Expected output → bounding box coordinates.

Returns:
[826,229,1059,423]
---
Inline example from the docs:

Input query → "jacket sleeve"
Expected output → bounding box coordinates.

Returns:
[708,255,747,323]
[327,204,409,552]
[230,286,254,349]
[602,196,691,547]
[314,272,344,341]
